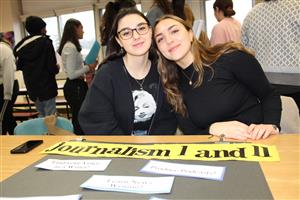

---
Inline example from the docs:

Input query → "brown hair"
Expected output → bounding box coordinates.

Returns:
[153,0,173,15]
[213,0,236,17]
[154,15,254,116]
[99,8,157,66]
[100,0,136,45]
[184,4,194,27]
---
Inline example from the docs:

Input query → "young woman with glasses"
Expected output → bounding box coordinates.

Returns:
[79,8,177,135]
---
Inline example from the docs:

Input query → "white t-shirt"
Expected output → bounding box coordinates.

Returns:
[61,42,89,80]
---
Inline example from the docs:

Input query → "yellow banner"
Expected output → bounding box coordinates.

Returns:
[41,141,280,162]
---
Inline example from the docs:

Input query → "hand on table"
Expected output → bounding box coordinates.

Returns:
[209,121,251,140]
[209,121,279,140]
[247,124,279,140]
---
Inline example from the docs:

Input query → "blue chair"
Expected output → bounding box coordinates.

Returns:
[14,117,73,135]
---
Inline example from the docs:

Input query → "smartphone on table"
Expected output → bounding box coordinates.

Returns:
[10,140,43,154]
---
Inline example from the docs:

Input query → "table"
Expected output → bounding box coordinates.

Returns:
[0,134,299,199]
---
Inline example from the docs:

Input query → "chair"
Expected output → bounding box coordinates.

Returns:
[13,88,39,121]
[14,116,73,135]
[280,96,300,133]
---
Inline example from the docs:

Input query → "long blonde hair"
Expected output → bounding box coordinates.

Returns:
[154,15,254,116]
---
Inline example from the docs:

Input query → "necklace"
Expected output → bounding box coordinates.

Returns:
[135,78,146,90]
[123,59,151,90]
[181,69,195,85]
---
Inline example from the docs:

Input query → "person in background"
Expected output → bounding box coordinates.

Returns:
[79,8,177,135]
[210,0,241,46]
[146,0,186,27]
[58,19,97,135]
[154,15,281,140]
[183,3,211,47]
[0,37,19,135]
[147,0,173,27]
[241,0,300,114]
[1,31,15,48]
[147,0,211,47]
[14,16,59,117]
[100,0,136,56]
[171,0,186,20]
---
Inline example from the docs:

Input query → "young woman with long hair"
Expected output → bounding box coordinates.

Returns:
[79,8,177,135]
[58,19,97,135]
[153,15,281,140]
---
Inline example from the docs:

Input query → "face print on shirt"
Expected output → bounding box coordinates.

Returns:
[132,90,157,123]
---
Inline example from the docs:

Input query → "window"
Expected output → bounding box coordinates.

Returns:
[43,17,60,50]
[136,4,142,12]
[205,0,253,38]
[42,10,96,58]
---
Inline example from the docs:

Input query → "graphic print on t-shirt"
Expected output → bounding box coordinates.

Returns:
[132,90,157,123]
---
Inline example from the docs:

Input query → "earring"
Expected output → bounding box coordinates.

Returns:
[120,47,125,54]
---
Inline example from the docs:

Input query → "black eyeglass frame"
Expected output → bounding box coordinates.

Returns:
[117,23,151,40]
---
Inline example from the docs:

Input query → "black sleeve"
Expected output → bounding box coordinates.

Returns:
[177,115,210,135]
[13,46,23,71]
[45,39,59,74]
[15,57,23,71]
[228,51,282,127]
[78,67,125,135]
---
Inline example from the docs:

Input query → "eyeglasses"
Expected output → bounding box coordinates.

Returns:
[117,23,150,40]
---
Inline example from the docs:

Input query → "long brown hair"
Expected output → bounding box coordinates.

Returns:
[154,15,254,116]
[58,18,82,55]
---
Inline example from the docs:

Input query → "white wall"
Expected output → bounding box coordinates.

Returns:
[0,0,14,32]
[21,0,97,15]
[0,0,22,38]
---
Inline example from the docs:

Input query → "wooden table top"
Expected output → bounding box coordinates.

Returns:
[0,134,299,199]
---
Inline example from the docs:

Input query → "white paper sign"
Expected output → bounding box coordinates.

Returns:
[80,175,174,194]
[35,159,111,171]
[141,160,225,181]
[0,194,82,200]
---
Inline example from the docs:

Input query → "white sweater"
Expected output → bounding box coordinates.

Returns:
[0,42,16,100]
[61,42,89,80]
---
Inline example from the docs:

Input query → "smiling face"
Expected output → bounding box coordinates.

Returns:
[115,14,152,57]
[154,18,194,67]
